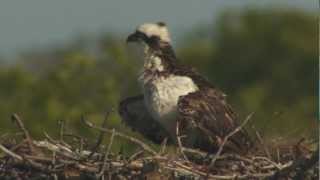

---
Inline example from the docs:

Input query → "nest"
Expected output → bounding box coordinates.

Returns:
[0,114,318,180]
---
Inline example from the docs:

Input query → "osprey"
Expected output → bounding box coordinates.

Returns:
[119,22,252,152]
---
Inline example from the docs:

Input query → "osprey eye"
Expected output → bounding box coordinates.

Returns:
[149,35,160,43]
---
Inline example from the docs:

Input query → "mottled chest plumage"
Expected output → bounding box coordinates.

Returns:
[141,75,199,134]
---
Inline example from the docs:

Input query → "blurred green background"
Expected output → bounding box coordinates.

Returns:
[0,4,317,152]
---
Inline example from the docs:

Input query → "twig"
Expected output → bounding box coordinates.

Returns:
[32,140,79,160]
[58,119,65,142]
[220,153,253,163]
[158,138,168,155]
[63,133,86,153]
[176,120,189,161]
[106,129,115,157]
[252,156,282,170]
[11,114,31,141]
[182,147,208,157]
[253,125,271,159]
[9,139,28,152]
[81,116,157,155]
[24,154,75,165]
[98,128,115,177]
[44,132,59,144]
[171,158,289,179]
[0,143,23,161]
[11,113,34,152]
[88,109,113,159]
[276,147,280,163]
[44,132,72,149]
[51,151,58,178]
[269,148,319,179]
[25,158,55,173]
[208,112,254,169]
[128,150,144,162]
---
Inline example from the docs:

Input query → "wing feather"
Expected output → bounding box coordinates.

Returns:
[119,95,170,144]
[177,88,252,152]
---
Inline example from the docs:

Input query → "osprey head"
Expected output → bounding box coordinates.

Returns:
[127,22,176,75]
[127,22,171,46]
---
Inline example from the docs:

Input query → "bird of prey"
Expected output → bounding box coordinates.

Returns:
[119,22,252,152]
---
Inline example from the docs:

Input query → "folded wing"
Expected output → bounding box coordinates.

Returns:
[177,88,253,153]
[119,95,170,144]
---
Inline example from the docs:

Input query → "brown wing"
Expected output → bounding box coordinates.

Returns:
[119,95,170,144]
[177,88,253,153]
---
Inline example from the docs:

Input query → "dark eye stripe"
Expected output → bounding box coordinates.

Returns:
[145,35,162,49]
[135,30,163,49]
[135,31,148,40]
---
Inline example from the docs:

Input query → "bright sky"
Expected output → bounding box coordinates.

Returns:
[0,0,316,56]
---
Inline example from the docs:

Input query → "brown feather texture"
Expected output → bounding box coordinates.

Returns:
[177,88,253,153]
[119,95,170,144]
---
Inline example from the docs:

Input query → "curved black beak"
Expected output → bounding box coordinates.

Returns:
[126,31,147,43]
[126,32,139,43]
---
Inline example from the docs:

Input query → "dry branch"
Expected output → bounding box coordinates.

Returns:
[0,143,23,161]
[176,120,189,161]
[209,112,253,169]
[81,116,157,155]
[11,113,35,152]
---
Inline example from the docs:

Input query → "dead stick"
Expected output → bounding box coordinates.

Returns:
[253,126,271,159]
[128,150,144,162]
[88,109,113,159]
[269,148,319,179]
[58,119,65,142]
[82,116,157,155]
[98,128,115,177]
[171,160,278,179]
[252,156,282,170]
[158,138,168,155]
[11,114,31,140]
[44,132,72,149]
[11,113,34,152]
[176,120,189,161]
[0,143,23,161]
[208,112,254,169]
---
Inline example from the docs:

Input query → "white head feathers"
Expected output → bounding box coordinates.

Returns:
[137,22,171,43]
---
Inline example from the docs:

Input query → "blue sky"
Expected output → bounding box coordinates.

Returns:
[0,0,316,56]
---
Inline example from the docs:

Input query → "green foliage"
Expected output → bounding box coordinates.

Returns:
[0,8,317,149]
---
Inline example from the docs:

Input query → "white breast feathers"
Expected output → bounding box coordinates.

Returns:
[143,75,199,135]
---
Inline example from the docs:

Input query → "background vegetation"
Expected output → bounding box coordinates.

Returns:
[0,8,317,152]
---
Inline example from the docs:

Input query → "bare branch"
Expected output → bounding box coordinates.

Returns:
[58,119,65,142]
[98,128,115,178]
[176,120,189,161]
[208,112,254,169]
[253,125,271,158]
[88,109,114,159]
[11,113,34,152]
[81,116,157,155]
[0,143,23,161]
[158,138,168,155]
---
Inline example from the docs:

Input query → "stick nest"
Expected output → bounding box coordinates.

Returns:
[0,113,318,180]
